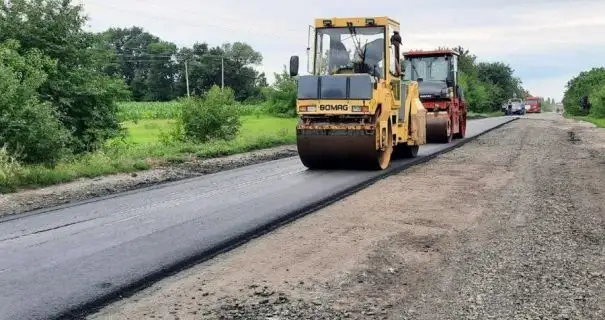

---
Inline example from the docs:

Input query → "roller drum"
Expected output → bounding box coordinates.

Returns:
[296,129,390,170]
[426,117,451,143]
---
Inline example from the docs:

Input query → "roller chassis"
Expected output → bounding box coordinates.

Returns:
[287,16,427,171]
[403,49,467,144]
[294,80,426,170]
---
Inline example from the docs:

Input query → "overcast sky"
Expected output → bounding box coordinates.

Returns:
[79,0,604,101]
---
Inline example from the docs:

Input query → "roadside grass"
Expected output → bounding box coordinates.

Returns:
[1,112,297,193]
[2,101,514,193]
[117,101,263,122]
[467,110,503,119]
[568,115,605,128]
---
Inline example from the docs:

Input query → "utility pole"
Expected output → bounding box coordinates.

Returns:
[221,56,225,91]
[185,59,190,97]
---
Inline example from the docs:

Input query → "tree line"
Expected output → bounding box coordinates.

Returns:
[1,0,537,170]
[0,0,274,169]
[562,67,605,118]
[99,27,268,103]
[452,46,530,113]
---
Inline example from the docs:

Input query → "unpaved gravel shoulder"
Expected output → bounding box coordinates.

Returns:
[0,145,297,218]
[89,113,605,320]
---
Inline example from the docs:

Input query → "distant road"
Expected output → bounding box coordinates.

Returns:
[0,117,516,320]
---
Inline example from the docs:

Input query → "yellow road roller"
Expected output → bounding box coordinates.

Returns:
[288,16,427,170]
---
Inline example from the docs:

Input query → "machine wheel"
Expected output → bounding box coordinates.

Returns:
[374,123,394,170]
[453,113,467,139]
[426,117,453,143]
[296,121,393,171]
[393,144,419,159]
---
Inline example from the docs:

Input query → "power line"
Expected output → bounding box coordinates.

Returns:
[108,52,246,61]
[92,50,264,68]
[85,0,300,42]
[79,0,284,94]
[105,55,264,95]
[113,0,301,35]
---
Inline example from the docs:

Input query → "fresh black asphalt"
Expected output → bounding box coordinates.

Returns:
[0,117,517,320]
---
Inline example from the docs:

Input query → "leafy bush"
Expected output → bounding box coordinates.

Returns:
[453,46,528,112]
[264,67,297,117]
[0,146,22,192]
[459,72,492,113]
[588,85,605,118]
[562,67,605,116]
[0,0,130,154]
[0,40,70,165]
[175,85,242,143]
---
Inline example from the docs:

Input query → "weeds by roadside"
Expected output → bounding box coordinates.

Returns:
[567,115,605,128]
[467,111,503,119]
[1,86,297,193]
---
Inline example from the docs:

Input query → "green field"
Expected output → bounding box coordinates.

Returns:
[1,102,297,192]
[116,101,261,122]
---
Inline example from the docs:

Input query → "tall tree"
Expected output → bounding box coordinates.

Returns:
[100,26,178,101]
[476,61,526,108]
[174,41,265,101]
[562,67,605,116]
[451,46,529,112]
[453,45,477,76]
[0,0,129,153]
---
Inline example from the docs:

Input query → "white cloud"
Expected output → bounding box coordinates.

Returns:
[78,0,603,98]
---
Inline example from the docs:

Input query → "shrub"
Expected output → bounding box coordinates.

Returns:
[175,85,242,143]
[589,85,605,118]
[0,39,70,166]
[0,100,71,166]
[563,67,605,116]
[264,68,297,117]
[1,1,130,154]
[0,146,22,192]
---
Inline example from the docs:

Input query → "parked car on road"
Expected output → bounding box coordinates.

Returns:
[504,98,526,115]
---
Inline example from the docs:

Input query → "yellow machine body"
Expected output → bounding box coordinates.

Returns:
[291,16,426,170]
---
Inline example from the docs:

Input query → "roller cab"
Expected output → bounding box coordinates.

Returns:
[288,17,426,170]
[403,49,467,143]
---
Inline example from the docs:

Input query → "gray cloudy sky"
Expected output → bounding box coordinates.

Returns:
[80,0,604,101]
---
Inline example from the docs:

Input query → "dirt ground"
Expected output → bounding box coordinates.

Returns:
[89,113,605,320]
[0,145,297,218]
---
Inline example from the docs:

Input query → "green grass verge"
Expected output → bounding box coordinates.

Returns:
[567,115,605,128]
[467,111,503,119]
[1,115,297,193]
[0,101,521,193]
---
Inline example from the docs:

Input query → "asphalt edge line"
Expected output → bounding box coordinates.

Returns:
[55,117,518,320]
[1,118,507,224]
[0,155,300,224]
